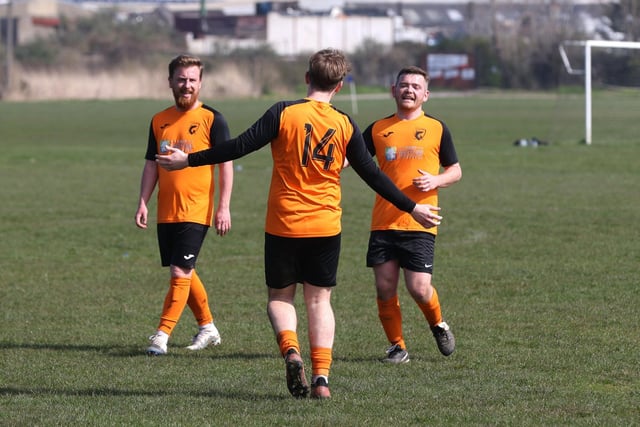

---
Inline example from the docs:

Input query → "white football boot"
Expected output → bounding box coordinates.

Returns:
[146,332,169,356]
[186,323,221,350]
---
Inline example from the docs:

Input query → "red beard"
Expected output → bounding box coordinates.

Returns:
[174,89,199,110]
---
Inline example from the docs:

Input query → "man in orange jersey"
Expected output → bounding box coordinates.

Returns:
[362,66,461,364]
[156,49,443,398]
[134,54,233,356]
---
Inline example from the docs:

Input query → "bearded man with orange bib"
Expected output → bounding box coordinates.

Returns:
[135,54,233,356]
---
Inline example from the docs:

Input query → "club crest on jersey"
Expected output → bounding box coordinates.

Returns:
[160,140,171,153]
[415,129,426,140]
[385,146,397,161]
[189,123,200,135]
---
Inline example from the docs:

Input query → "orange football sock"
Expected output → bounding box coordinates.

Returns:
[310,347,332,378]
[187,270,213,326]
[276,330,300,357]
[417,287,442,327]
[377,295,406,349]
[157,277,191,335]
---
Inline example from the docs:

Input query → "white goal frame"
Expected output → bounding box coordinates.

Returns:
[559,40,640,145]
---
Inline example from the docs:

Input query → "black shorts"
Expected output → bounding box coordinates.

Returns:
[264,232,341,289]
[157,222,209,268]
[366,230,436,274]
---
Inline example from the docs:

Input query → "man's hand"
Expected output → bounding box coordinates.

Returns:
[156,146,189,171]
[134,203,149,229]
[412,169,440,192]
[214,207,231,236]
[410,204,442,228]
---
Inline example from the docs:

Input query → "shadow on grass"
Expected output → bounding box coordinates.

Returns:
[1,341,444,363]
[0,341,274,360]
[0,385,288,400]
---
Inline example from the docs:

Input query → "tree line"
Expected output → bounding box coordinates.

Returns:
[3,5,639,95]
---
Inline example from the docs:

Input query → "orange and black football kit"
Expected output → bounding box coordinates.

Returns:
[188,98,416,238]
[363,111,459,350]
[144,103,230,335]
[145,103,230,227]
[187,98,418,381]
[363,111,458,235]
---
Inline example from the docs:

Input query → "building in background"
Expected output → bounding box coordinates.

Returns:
[2,0,625,53]
[1,0,62,45]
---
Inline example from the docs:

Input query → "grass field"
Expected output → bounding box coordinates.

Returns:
[1,90,639,426]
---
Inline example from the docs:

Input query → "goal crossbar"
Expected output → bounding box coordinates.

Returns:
[559,40,640,145]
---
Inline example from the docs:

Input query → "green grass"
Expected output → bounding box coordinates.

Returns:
[1,90,639,425]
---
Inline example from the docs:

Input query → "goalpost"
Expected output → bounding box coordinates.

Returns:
[558,40,640,145]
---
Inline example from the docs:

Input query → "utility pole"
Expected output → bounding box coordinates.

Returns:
[489,0,499,50]
[199,0,208,37]
[4,0,14,96]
